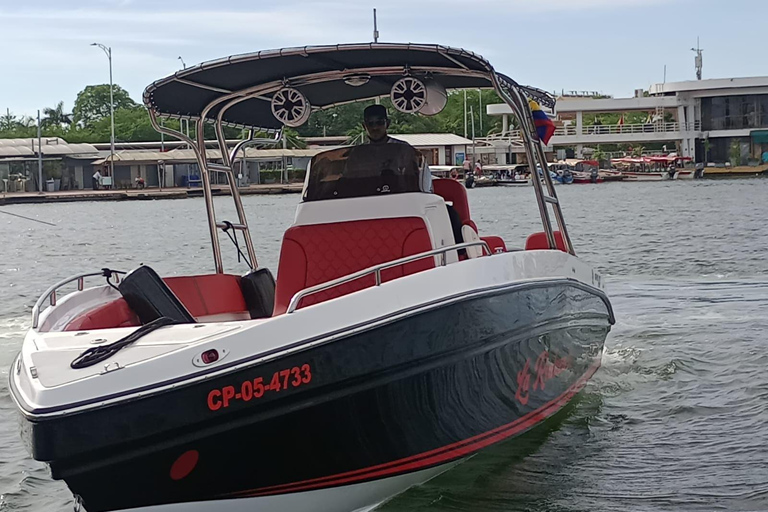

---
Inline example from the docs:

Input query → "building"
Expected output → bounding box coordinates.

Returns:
[0,138,100,192]
[1,132,473,191]
[303,133,473,166]
[91,148,327,188]
[486,76,768,166]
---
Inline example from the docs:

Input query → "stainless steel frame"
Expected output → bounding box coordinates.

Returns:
[145,44,574,274]
[32,270,126,329]
[286,240,492,314]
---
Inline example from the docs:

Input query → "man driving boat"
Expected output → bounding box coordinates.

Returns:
[362,104,432,192]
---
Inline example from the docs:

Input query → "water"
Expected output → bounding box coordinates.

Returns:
[1,179,767,511]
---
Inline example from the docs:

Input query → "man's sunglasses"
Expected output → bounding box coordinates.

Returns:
[365,118,388,126]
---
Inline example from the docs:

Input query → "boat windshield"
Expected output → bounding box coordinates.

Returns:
[303,144,425,201]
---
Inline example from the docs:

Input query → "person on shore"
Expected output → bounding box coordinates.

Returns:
[474,160,483,176]
[92,169,102,190]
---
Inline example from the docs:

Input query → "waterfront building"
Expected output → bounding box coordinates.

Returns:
[0,133,472,191]
[486,76,768,167]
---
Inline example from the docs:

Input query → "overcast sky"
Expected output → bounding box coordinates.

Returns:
[2,0,766,117]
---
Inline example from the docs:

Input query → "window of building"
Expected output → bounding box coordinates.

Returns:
[702,94,768,131]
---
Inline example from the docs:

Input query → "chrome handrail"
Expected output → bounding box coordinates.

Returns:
[31,270,125,330]
[286,241,492,314]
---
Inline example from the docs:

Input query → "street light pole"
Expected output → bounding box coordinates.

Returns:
[92,43,115,180]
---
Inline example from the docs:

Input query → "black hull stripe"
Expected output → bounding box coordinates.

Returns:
[15,278,612,417]
[228,357,602,498]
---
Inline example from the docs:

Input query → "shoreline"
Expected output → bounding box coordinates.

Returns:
[0,183,304,205]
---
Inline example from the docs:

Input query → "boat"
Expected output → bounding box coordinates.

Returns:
[612,155,694,181]
[484,164,531,186]
[599,169,626,182]
[9,43,613,512]
[429,165,465,180]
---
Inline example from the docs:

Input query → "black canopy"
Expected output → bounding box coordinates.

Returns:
[143,43,499,130]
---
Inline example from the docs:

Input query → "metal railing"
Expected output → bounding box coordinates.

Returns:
[286,241,492,314]
[31,270,125,329]
[556,121,701,137]
[481,121,702,142]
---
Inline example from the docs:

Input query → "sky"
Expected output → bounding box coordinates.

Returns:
[1,0,767,117]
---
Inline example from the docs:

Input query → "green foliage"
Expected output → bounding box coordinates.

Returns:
[729,141,742,165]
[592,147,607,165]
[296,89,506,139]
[42,101,72,128]
[72,84,137,128]
[282,127,307,149]
[2,83,512,144]
[703,137,711,163]
[630,145,644,157]
[584,112,647,126]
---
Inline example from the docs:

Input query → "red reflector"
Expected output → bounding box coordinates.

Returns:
[201,349,219,365]
[170,450,199,480]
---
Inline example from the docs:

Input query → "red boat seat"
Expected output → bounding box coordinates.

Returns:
[65,298,140,331]
[481,236,507,254]
[64,273,250,331]
[433,178,506,255]
[165,274,250,321]
[433,179,471,225]
[273,217,434,315]
[525,231,568,252]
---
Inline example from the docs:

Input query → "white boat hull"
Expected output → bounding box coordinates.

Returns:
[622,170,694,181]
[114,464,455,512]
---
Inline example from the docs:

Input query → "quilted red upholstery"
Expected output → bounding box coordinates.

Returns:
[273,217,434,315]
[433,179,470,224]
[164,274,248,319]
[525,231,568,252]
[65,298,140,331]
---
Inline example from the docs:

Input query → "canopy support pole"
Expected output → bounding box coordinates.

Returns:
[148,109,224,273]
[492,74,574,255]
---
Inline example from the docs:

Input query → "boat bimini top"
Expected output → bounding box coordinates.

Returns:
[142,43,572,273]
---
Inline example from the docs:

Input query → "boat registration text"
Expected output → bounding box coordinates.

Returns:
[207,364,312,411]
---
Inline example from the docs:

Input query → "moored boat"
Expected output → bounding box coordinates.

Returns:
[612,155,693,181]
[9,43,613,512]
[484,164,531,186]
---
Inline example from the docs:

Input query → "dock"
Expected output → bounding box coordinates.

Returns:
[703,166,768,178]
[0,184,303,205]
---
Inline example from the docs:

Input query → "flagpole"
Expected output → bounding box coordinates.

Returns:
[463,90,468,139]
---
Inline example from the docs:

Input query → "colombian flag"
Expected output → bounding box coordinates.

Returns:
[528,99,556,145]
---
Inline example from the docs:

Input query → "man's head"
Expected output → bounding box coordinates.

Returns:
[363,104,390,142]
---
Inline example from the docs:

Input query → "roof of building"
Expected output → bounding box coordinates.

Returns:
[389,133,473,146]
[91,148,330,165]
[0,133,470,163]
[649,76,768,95]
[0,138,99,158]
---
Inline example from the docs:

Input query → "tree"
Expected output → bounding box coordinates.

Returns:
[72,84,137,128]
[42,101,72,128]
[0,109,18,131]
[592,146,607,166]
